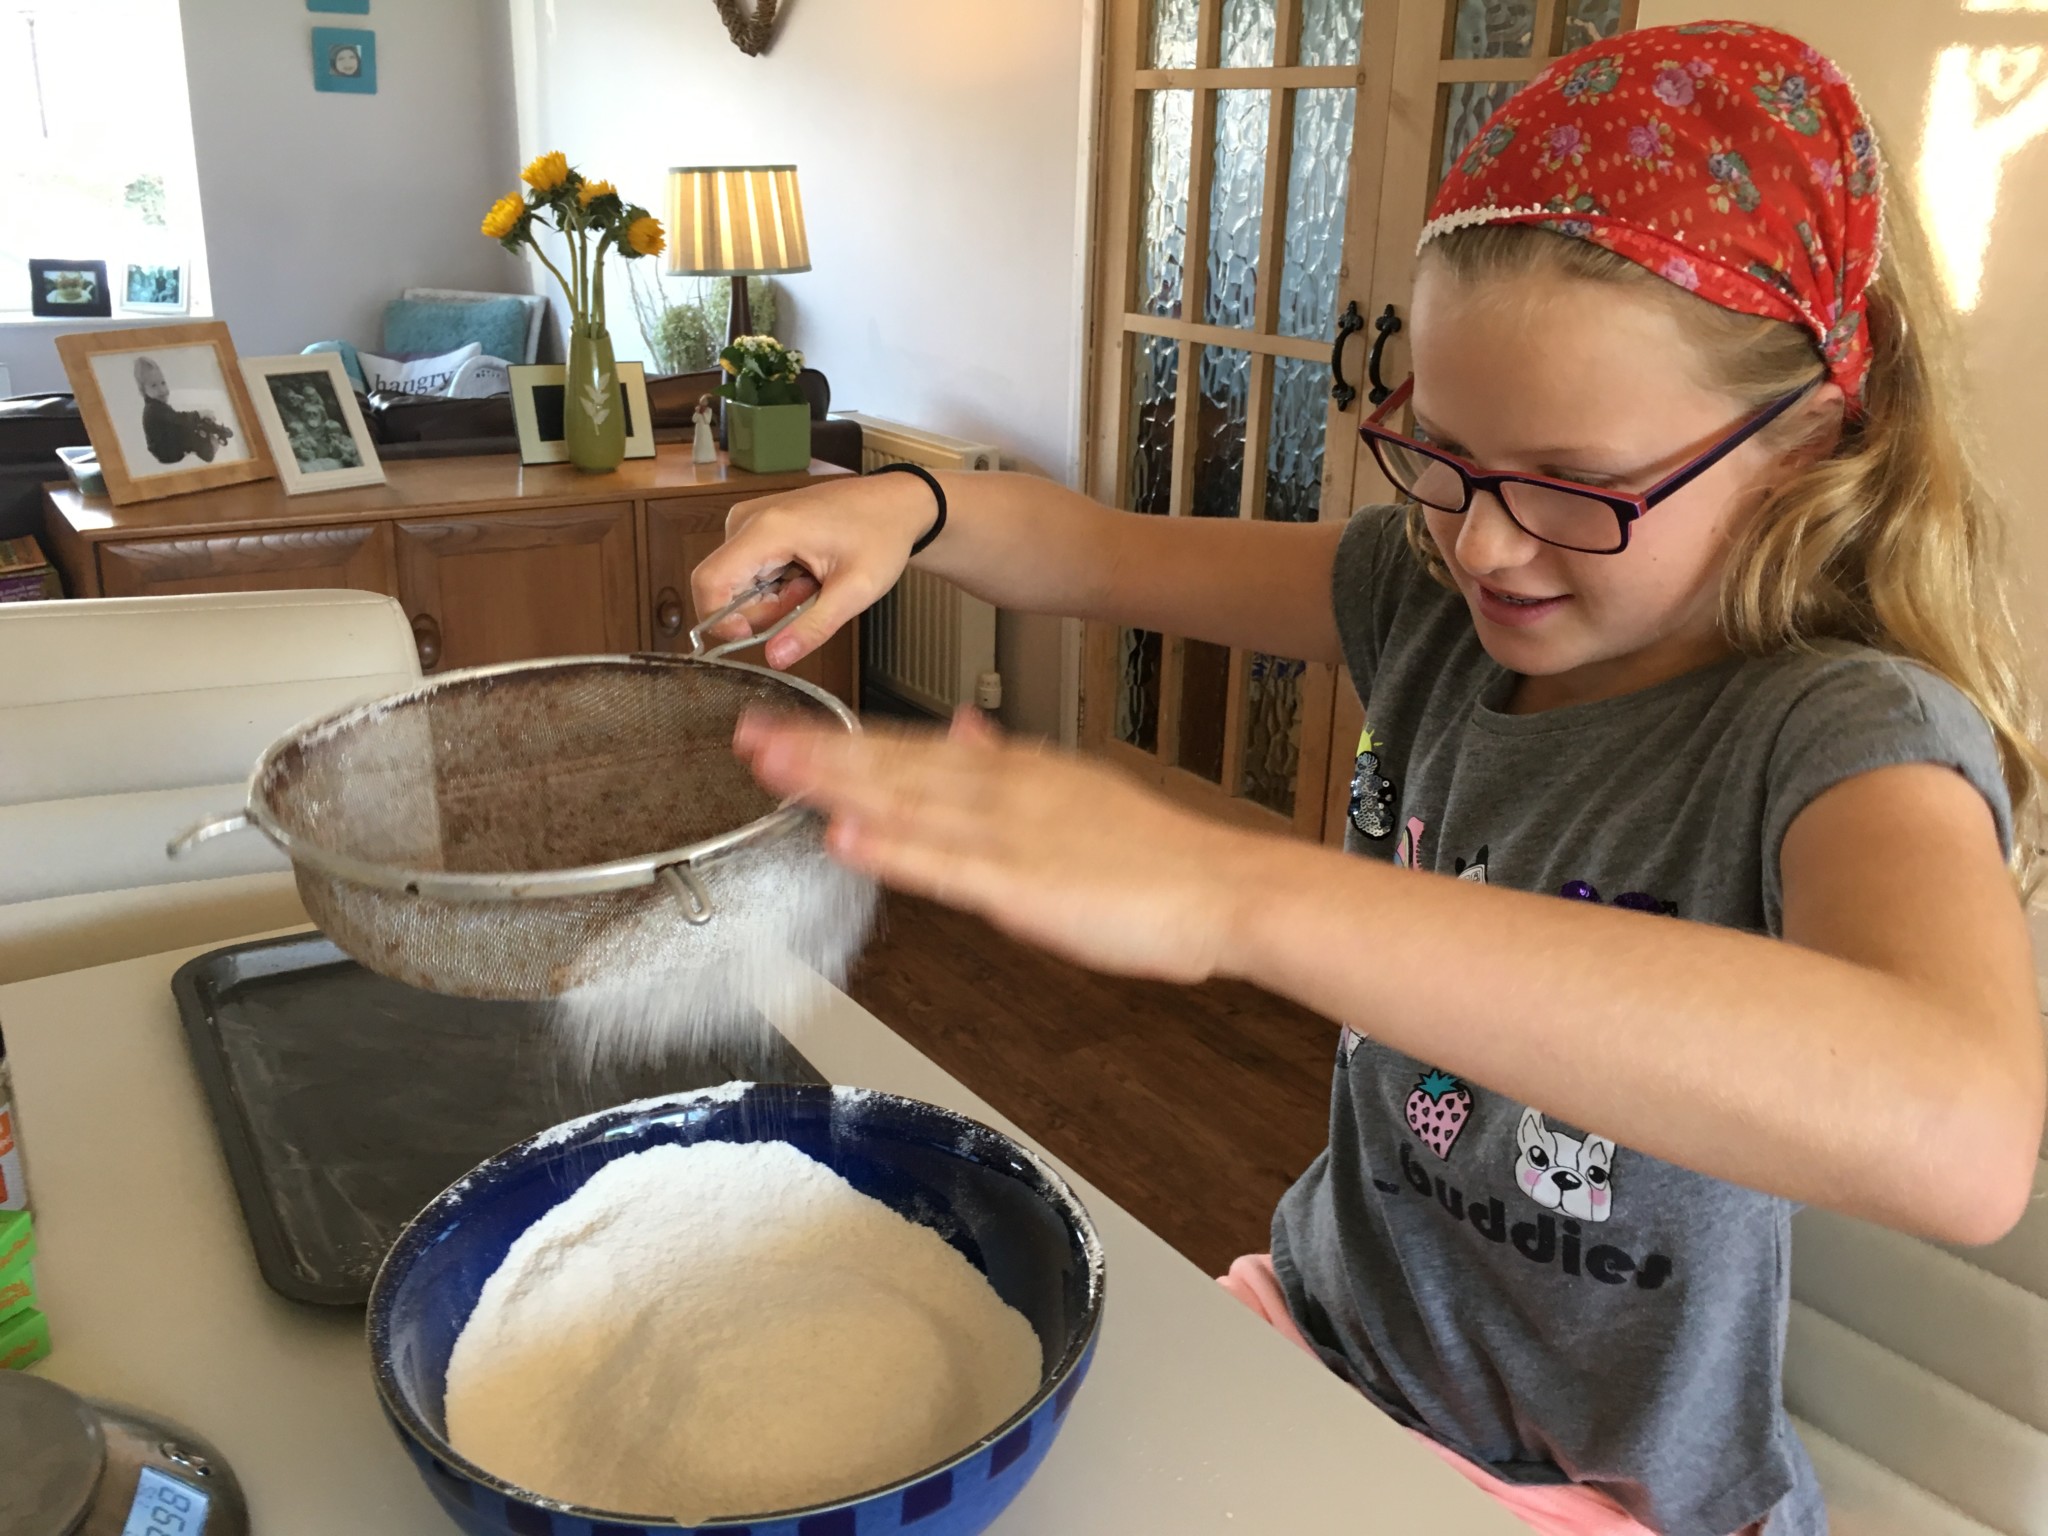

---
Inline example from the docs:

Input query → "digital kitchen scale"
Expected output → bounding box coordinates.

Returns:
[0,1373,249,1536]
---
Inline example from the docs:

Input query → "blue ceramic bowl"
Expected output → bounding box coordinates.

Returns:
[368,1082,1106,1536]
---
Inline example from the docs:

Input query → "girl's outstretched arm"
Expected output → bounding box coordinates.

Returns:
[736,709,2044,1247]
[690,469,1349,671]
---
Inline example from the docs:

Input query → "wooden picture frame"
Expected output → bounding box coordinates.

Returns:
[55,323,275,505]
[239,352,386,495]
[509,361,656,465]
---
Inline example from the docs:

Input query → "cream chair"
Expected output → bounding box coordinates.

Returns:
[0,590,419,983]
[1787,1158,2048,1533]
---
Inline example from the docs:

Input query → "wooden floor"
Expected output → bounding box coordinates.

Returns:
[845,892,1337,1276]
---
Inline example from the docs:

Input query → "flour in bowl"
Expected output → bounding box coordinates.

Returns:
[443,1140,1044,1523]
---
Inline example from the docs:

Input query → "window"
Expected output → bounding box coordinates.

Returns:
[0,1,211,318]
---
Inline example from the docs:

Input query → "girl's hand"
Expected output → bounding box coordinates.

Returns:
[690,475,937,669]
[734,706,1258,983]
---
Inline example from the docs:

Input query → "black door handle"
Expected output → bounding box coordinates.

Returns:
[1366,303,1402,405]
[1329,300,1366,411]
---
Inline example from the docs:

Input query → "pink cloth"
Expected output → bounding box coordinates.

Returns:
[1217,1255,1761,1536]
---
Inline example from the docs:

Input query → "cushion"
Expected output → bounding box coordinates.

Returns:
[383,296,529,368]
[357,343,481,397]
[302,340,366,391]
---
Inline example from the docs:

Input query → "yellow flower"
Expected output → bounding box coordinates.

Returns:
[623,214,666,257]
[576,179,616,207]
[521,150,570,192]
[480,192,525,240]
[720,357,737,374]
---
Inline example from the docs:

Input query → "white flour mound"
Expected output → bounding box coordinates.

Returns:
[443,1141,1043,1523]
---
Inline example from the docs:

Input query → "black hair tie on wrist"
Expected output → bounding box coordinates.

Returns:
[869,461,948,556]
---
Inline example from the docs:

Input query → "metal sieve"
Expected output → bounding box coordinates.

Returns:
[169,570,864,1001]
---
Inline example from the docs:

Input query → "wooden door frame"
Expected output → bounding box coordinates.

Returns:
[1077,0,1401,840]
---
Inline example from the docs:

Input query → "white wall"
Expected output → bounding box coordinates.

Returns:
[510,0,1096,737]
[0,0,525,395]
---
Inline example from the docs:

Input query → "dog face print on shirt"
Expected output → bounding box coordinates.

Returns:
[1515,1108,1616,1223]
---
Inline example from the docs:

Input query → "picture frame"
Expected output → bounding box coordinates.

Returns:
[509,362,656,465]
[239,352,386,496]
[28,259,112,319]
[54,322,275,505]
[118,260,189,315]
[312,26,377,93]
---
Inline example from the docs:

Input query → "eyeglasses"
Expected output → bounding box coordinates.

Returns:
[1359,375,1822,555]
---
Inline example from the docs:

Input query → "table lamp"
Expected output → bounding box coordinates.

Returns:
[666,164,811,348]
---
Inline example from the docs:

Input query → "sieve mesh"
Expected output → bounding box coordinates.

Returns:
[251,656,870,1002]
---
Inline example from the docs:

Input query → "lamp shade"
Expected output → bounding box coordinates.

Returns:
[665,165,811,277]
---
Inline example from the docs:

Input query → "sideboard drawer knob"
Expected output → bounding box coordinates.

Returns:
[411,613,442,669]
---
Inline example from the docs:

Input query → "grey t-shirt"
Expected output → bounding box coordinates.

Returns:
[1271,507,2012,1536]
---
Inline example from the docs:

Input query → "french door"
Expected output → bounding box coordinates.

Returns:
[1081,0,1637,844]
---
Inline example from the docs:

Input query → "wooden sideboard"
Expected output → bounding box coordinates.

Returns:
[39,447,856,702]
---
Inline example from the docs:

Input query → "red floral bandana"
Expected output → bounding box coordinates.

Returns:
[1422,21,1883,405]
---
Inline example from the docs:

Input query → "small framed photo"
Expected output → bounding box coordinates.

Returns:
[240,352,385,495]
[119,260,189,315]
[313,26,376,93]
[509,361,656,465]
[54,322,275,505]
[29,259,112,319]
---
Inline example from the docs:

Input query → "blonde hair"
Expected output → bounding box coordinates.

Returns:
[1416,186,2046,889]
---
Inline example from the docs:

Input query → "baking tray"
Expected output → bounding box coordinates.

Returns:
[172,933,824,1306]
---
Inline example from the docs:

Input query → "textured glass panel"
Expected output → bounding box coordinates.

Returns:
[1127,330,1179,518]
[1440,80,1526,183]
[1193,345,1250,520]
[1135,90,1194,318]
[1449,0,1534,58]
[1276,88,1356,340]
[1178,639,1231,783]
[1298,0,1364,66]
[1220,0,1276,67]
[1265,354,1328,524]
[1240,654,1307,814]
[1561,0,1625,51]
[1115,629,1164,750]
[1204,90,1268,329]
[1146,0,1199,68]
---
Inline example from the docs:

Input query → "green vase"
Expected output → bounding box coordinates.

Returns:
[726,400,812,474]
[565,322,625,473]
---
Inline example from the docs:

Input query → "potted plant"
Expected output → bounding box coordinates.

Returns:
[481,152,664,473]
[717,334,810,473]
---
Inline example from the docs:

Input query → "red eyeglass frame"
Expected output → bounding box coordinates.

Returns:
[1358,375,1822,554]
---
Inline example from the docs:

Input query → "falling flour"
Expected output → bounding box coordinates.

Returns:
[443,1140,1043,1523]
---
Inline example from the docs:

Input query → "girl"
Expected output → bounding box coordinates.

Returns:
[696,24,2046,1536]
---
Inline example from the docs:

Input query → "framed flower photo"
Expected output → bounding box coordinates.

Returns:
[54,322,275,505]
[119,261,190,315]
[240,352,385,495]
[29,259,112,318]
[508,361,655,465]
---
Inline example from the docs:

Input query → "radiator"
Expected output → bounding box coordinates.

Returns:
[835,412,1000,717]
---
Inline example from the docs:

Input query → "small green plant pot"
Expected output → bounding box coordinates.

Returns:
[726,401,812,474]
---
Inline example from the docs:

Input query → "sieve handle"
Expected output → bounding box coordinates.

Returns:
[168,811,252,858]
[687,562,815,663]
[659,863,715,925]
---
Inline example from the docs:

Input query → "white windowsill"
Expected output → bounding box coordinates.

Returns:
[0,313,215,330]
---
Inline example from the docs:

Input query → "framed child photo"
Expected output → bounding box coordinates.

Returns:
[119,261,190,315]
[29,258,112,319]
[240,352,386,495]
[509,361,656,465]
[54,323,276,505]
[312,26,377,93]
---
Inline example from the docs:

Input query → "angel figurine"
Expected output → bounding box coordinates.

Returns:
[692,396,719,464]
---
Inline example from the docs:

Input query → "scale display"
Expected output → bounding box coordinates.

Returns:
[120,1465,211,1536]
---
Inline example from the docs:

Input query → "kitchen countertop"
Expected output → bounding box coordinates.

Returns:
[0,929,1528,1534]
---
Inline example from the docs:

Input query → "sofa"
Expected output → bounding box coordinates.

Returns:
[0,369,862,548]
